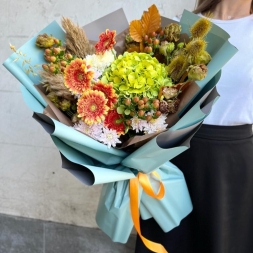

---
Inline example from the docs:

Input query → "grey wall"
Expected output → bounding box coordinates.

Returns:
[0,0,195,228]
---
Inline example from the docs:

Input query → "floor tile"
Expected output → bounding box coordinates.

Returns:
[45,222,135,253]
[0,214,44,253]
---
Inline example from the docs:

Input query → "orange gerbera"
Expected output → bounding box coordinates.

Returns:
[92,81,118,109]
[104,109,125,135]
[64,58,94,94]
[95,29,116,54]
[77,90,109,125]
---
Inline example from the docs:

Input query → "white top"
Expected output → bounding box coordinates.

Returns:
[175,14,253,125]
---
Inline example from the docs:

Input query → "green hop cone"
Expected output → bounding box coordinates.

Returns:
[194,50,212,65]
[166,42,175,55]
[159,41,175,56]
[47,91,60,107]
[164,23,182,42]
[60,99,71,111]
[71,114,79,123]
[71,103,77,112]
[125,34,135,44]
[36,33,56,48]
[159,41,168,56]
[187,64,208,81]
[177,42,184,49]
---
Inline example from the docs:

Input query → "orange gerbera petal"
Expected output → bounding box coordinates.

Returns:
[95,29,116,54]
[92,81,118,108]
[64,58,94,94]
[77,90,109,125]
[104,109,125,135]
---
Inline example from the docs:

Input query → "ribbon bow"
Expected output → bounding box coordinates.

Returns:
[130,172,168,253]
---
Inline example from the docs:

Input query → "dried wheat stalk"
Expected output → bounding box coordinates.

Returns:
[61,17,95,58]
[40,71,74,100]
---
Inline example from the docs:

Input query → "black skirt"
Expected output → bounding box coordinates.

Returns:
[135,124,253,253]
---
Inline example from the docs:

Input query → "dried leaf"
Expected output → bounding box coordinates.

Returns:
[126,44,140,53]
[9,43,16,52]
[22,60,25,67]
[13,58,19,62]
[141,4,161,36]
[129,20,143,42]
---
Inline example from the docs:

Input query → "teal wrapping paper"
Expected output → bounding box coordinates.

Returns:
[96,162,193,243]
[3,9,237,244]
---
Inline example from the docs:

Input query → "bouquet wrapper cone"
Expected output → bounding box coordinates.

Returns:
[20,77,218,244]
[3,8,238,246]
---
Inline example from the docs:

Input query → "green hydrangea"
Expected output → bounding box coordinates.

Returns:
[101,52,172,98]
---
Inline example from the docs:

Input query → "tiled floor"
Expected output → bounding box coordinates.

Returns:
[0,214,136,253]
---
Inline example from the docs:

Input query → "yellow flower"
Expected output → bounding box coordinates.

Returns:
[77,90,109,125]
[64,58,94,94]
[190,17,212,39]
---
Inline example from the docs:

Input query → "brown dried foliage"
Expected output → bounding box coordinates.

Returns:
[61,17,95,58]
[141,5,161,36]
[129,4,161,42]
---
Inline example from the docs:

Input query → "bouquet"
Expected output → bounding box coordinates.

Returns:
[4,5,237,253]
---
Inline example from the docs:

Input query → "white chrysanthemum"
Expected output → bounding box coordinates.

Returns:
[131,116,144,133]
[139,119,149,131]
[73,121,103,140]
[74,93,81,99]
[86,50,115,72]
[155,114,167,127]
[98,127,121,148]
[144,114,168,134]
[145,110,155,116]
[90,67,103,81]
[90,123,104,139]
[131,112,167,134]
[143,122,157,134]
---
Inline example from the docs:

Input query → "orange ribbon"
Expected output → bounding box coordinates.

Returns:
[130,172,168,253]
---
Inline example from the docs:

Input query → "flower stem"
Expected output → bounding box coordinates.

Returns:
[111,49,117,59]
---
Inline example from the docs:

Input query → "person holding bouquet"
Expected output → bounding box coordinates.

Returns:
[135,0,253,252]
